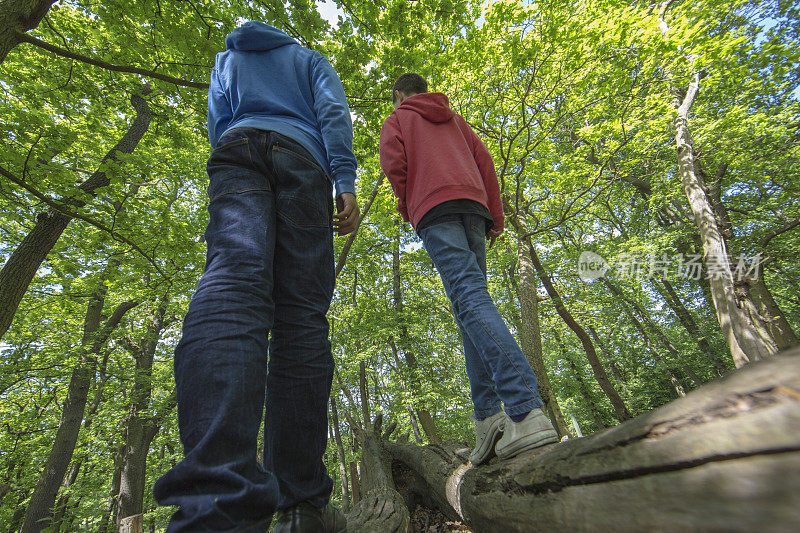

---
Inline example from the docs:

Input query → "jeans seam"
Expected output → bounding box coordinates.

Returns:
[209,186,271,203]
[273,145,325,176]
[213,137,249,152]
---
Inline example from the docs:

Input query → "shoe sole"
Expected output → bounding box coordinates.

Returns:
[496,429,558,460]
[469,418,505,465]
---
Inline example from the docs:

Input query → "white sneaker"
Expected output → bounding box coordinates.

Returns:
[469,411,505,465]
[496,408,558,460]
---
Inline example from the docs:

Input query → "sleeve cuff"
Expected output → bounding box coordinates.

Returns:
[334,175,357,198]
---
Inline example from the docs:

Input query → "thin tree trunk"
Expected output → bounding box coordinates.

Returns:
[507,215,630,422]
[650,277,728,375]
[603,278,703,387]
[673,73,778,366]
[96,445,125,533]
[554,329,607,430]
[329,398,350,513]
[516,239,571,438]
[117,297,170,523]
[617,297,686,397]
[21,266,137,533]
[0,90,151,341]
[391,226,441,443]
[349,461,361,506]
[358,360,371,429]
[51,348,114,528]
[407,407,423,443]
[586,325,632,399]
[0,0,55,62]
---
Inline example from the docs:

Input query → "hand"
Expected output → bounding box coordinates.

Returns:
[487,227,502,249]
[334,193,360,236]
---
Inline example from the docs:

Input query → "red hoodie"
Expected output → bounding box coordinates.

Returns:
[379,93,504,232]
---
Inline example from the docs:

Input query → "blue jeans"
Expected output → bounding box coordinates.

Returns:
[419,214,543,419]
[153,129,336,531]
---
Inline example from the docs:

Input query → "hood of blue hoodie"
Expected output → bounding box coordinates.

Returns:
[225,21,297,51]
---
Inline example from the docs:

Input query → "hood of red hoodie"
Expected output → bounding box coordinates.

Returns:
[398,92,454,123]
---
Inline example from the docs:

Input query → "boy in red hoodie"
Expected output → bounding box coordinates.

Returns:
[380,73,558,463]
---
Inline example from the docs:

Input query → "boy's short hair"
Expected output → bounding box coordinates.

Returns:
[392,73,428,103]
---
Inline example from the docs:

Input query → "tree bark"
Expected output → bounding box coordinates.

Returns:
[516,238,571,438]
[354,349,800,532]
[21,273,137,533]
[0,91,151,341]
[0,0,55,62]
[746,275,799,351]
[673,73,778,366]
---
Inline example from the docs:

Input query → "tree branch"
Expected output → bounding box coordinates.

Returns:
[0,165,168,279]
[16,32,209,90]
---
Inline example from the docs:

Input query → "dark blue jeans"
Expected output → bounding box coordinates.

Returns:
[418,214,543,419]
[154,129,335,532]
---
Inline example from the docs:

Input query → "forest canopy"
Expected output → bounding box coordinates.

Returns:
[0,0,798,531]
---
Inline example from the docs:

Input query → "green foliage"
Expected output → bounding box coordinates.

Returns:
[1,0,798,530]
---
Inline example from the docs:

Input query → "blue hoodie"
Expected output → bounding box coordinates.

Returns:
[208,21,356,197]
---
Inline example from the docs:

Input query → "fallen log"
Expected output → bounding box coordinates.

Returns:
[348,350,800,532]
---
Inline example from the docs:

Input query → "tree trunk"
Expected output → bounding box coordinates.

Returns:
[615,294,687,397]
[117,296,172,523]
[0,0,55,62]
[0,90,151,341]
[510,222,630,422]
[117,420,159,524]
[391,227,441,443]
[603,278,703,387]
[350,349,800,532]
[586,325,633,399]
[51,348,114,528]
[650,277,728,375]
[554,329,606,430]
[359,360,371,429]
[330,398,351,513]
[96,445,125,533]
[746,275,799,351]
[673,73,778,367]
[21,271,137,533]
[516,239,571,438]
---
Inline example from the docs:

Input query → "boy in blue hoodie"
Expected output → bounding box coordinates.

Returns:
[154,21,356,533]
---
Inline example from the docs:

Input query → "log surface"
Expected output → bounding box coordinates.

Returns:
[380,351,800,532]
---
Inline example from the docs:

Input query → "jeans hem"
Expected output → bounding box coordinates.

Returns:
[473,405,503,420]
[503,398,542,417]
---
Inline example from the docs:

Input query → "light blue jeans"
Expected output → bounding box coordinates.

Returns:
[419,214,543,419]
